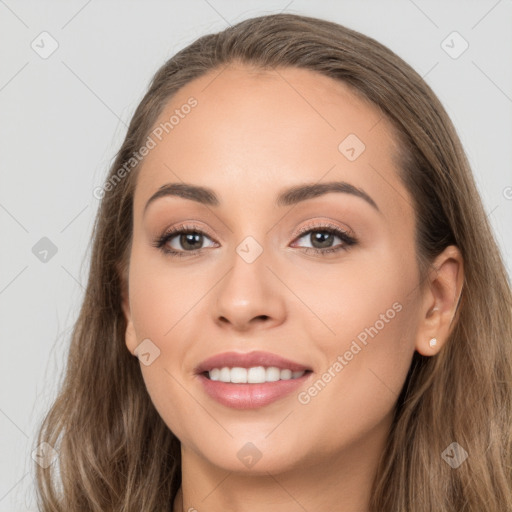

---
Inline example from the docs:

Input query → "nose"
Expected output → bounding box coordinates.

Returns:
[213,250,286,332]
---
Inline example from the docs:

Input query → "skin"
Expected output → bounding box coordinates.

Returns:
[121,64,464,512]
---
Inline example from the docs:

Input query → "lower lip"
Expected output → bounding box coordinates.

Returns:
[198,372,312,409]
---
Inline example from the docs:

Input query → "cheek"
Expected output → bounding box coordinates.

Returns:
[292,293,417,457]
[286,233,418,356]
[126,247,216,440]
[291,246,419,427]
[128,241,210,340]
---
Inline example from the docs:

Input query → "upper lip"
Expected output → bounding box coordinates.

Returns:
[195,350,313,374]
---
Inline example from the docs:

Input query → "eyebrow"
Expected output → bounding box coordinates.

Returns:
[143,181,380,214]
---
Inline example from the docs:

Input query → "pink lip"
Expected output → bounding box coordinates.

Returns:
[195,350,313,409]
[194,350,312,373]
[197,373,312,409]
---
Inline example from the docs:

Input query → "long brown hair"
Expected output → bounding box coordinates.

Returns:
[35,13,512,511]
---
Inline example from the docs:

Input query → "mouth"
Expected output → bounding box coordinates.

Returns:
[194,350,314,409]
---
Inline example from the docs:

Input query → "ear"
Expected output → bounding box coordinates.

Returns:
[414,245,464,356]
[119,265,138,356]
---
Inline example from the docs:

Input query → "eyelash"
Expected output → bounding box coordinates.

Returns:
[152,222,357,259]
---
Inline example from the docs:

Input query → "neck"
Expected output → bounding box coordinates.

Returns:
[173,415,391,512]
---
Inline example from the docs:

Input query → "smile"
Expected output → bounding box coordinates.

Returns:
[206,366,307,383]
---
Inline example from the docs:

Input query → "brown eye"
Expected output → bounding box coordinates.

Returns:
[153,225,217,258]
[292,225,357,256]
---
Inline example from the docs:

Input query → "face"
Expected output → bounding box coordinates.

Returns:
[123,64,425,475]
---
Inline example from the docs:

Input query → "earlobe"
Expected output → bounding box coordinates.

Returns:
[414,245,464,356]
[124,317,138,355]
[120,280,138,356]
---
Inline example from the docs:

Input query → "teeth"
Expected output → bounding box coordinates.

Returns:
[207,366,307,383]
[248,366,265,383]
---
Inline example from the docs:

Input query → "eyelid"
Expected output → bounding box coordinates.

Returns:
[157,219,354,244]
[292,219,354,239]
[158,221,217,240]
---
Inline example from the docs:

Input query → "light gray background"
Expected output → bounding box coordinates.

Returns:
[1,1,511,510]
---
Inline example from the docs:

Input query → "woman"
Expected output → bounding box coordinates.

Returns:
[35,13,512,511]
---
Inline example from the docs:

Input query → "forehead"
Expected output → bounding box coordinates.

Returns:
[133,64,410,220]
